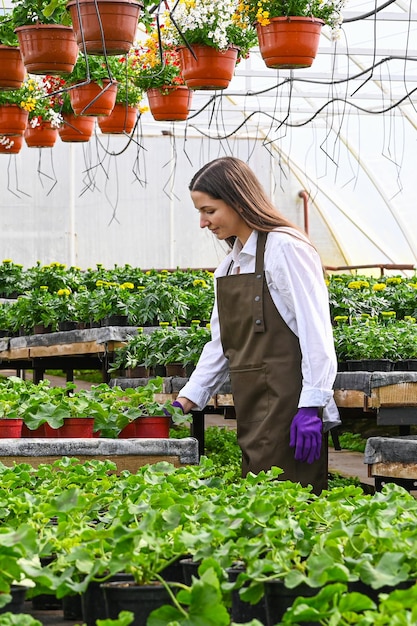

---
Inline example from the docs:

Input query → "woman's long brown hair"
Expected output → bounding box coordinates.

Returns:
[189,156,306,248]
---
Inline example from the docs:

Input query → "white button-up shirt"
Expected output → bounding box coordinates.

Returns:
[180,228,341,429]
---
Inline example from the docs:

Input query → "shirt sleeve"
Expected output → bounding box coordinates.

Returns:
[265,232,338,410]
[178,260,231,410]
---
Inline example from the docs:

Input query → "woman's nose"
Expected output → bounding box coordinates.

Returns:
[200,215,210,229]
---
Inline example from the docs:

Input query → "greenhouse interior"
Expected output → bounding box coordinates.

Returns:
[1,0,417,625]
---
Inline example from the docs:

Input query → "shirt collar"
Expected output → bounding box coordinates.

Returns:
[232,230,257,261]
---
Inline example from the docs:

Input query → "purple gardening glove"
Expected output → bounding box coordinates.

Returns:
[163,400,185,417]
[290,407,322,464]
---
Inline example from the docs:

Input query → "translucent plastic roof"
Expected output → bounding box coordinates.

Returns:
[1,0,417,272]
[138,0,417,270]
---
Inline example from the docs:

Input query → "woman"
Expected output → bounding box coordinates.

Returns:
[174,156,340,494]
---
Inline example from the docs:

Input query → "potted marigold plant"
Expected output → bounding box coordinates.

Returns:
[98,54,144,134]
[0,79,35,136]
[64,53,119,116]
[240,0,347,69]
[23,75,63,148]
[160,0,257,90]
[129,32,192,121]
[58,91,96,143]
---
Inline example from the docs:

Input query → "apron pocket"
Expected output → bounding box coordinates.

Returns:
[230,365,269,424]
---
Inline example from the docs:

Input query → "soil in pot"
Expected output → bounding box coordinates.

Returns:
[101,580,172,626]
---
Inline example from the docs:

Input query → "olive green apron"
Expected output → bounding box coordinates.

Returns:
[216,231,328,494]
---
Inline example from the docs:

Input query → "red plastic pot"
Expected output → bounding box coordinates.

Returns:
[58,417,95,438]
[0,418,23,437]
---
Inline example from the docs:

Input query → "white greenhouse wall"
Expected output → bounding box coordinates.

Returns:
[0,127,348,271]
[1,110,417,275]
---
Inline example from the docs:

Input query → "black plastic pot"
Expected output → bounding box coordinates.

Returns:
[227,566,267,624]
[81,573,135,626]
[264,580,320,626]
[101,580,172,626]
[0,585,28,614]
[180,557,200,586]
[62,593,83,619]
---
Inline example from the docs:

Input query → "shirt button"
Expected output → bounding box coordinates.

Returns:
[254,295,260,302]
[256,274,262,279]
[255,319,262,325]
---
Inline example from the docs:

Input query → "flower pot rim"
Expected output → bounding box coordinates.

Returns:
[147,85,189,94]
[67,0,142,6]
[14,23,76,32]
[177,43,239,52]
[0,43,21,50]
[256,15,325,25]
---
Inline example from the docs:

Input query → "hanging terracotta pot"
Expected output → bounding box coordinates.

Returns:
[177,44,238,90]
[0,135,23,154]
[256,16,324,69]
[147,86,192,121]
[24,122,58,148]
[97,103,138,133]
[67,0,142,55]
[70,80,118,116]
[14,24,78,75]
[0,45,25,90]
[59,113,96,142]
[0,104,28,136]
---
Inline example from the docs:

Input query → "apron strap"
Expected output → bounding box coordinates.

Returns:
[253,231,267,334]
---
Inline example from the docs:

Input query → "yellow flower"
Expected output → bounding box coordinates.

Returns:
[372,283,386,291]
[120,282,134,290]
[381,311,396,318]
[386,277,402,284]
[57,288,71,297]
[193,279,207,288]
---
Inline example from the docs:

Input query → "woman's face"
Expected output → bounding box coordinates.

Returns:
[191,190,252,245]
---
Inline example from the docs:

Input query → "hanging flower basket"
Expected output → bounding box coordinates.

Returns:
[97,103,138,133]
[59,113,96,142]
[14,24,78,75]
[0,104,28,136]
[67,0,142,55]
[256,16,324,69]
[69,80,118,116]
[24,121,59,148]
[0,135,23,154]
[147,86,192,122]
[177,44,238,90]
[0,45,25,90]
